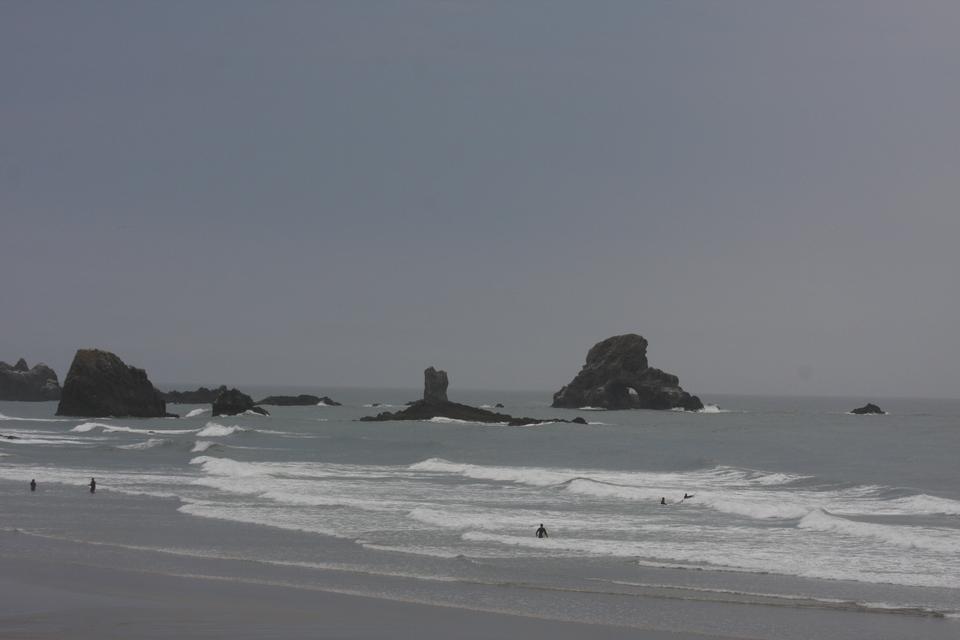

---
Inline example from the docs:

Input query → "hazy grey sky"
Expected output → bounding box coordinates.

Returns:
[2,1,958,398]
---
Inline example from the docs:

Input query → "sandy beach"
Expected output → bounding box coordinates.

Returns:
[0,537,728,640]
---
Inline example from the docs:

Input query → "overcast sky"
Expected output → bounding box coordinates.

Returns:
[2,1,958,398]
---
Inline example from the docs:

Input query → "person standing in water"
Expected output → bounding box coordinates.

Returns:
[89,478,96,494]
[30,479,36,492]
[535,523,549,538]
[660,497,666,505]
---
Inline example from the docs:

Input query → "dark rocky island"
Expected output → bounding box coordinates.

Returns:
[361,367,584,427]
[850,403,885,415]
[212,388,269,416]
[0,358,61,401]
[56,349,174,418]
[163,385,228,404]
[257,394,341,406]
[552,334,703,411]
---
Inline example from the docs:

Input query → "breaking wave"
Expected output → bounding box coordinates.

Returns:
[195,422,249,437]
[71,423,196,435]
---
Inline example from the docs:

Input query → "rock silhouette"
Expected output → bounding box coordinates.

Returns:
[361,368,583,426]
[552,334,702,411]
[0,358,61,401]
[56,349,171,417]
[257,394,341,406]
[850,403,885,415]
[163,386,227,404]
[212,388,269,416]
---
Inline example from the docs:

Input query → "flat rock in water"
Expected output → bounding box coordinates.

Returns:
[360,367,576,426]
[257,394,341,406]
[850,403,885,415]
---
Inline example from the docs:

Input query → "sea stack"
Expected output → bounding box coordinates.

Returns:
[212,388,269,416]
[552,334,703,411]
[56,349,171,417]
[361,368,584,426]
[0,358,61,401]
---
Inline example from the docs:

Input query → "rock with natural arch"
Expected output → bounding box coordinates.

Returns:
[552,334,703,411]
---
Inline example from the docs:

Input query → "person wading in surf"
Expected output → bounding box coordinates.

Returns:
[535,523,549,538]
[89,478,96,494]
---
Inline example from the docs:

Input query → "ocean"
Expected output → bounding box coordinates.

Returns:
[1,390,958,638]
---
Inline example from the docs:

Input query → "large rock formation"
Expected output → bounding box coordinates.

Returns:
[257,394,341,406]
[56,349,172,417]
[212,388,269,416]
[0,358,61,401]
[552,334,703,411]
[163,385,228,404]
[361,368,583,426]
[850,403,885,415]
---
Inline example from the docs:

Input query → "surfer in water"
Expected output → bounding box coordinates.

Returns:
[535,523,549,538]
[89,478,96,494]
[660,497,666,505]
[683,493,694,500]
[30,479,36,492]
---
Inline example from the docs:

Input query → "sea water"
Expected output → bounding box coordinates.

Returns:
[1,390,959,635]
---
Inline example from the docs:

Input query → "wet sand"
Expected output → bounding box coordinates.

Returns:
[0,551,726,640]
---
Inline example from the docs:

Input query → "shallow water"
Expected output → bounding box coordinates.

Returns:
[2,390,959,634]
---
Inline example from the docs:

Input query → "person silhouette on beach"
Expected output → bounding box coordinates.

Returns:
[89,478,96,494]
[660,497,666,505]
[30,479,36,492]
[535,523,548,538]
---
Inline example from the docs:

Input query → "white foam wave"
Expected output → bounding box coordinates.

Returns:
[190,455,267,477]
[409,458,571,486]
[195,422,248,437]
[116,438,169,451]
[191,440,218,453]
[798,510,960,554]
[0,413,67,422]
[71,422,197,435]
[427,417,506,426]
[698,404,729,414]
[185,408,208,418]
[577,406,606,411]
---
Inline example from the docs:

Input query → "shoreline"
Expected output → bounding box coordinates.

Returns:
[0,549,725,640]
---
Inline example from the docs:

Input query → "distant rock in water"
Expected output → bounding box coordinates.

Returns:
[0,358,61,401]
[552,334,703,411]
[163,385,228,404]
[212,388,269,416]
[360,367,578,426]
[495,403,505,408]
[850,403,885,415]
[257,394,341,406]
[56,349,173,417]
